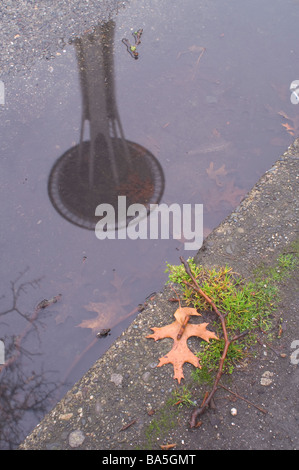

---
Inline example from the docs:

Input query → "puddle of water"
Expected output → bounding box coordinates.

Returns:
[0,0,298,448]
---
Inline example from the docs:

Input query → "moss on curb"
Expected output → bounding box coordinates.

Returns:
[165,237,299,383]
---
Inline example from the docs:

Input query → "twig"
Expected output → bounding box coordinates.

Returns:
[218,383,268,414]
[192,47,206,80]
[119,419,136,431]
[133,29,143,46]
[177,313,190,340]
[122,29,143,60]
[200,391,209,407]
[256,337,283,357]
[168,285,191,340]
[179,257,249,428]
[195,47,206,65]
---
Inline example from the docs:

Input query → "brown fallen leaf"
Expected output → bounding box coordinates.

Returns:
[278,110,290,120]
[160,443,177,450]
[206,162,229,186]
[78,297,134,333]
[203,179,245,212]
[147,307,218,383]
[278,110,299,136]
[77,272,133,333]
[281,122,295,136]
[219,179,246,207]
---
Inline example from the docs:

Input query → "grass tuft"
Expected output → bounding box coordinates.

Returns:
[165,241,298,383]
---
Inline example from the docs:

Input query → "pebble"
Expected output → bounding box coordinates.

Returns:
[226,244,233,254]
[142,371,151,383]
[59,413,73,420]
[95,400,104,416]
[68,429,85,448]
[260,371,274,386]
[110,373,123,386]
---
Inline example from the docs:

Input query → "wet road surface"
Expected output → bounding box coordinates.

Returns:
[0,0,298,448]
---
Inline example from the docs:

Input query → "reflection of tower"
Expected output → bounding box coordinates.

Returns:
[48,21,164,230]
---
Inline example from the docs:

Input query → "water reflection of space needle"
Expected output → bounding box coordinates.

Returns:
[48,20,164,230]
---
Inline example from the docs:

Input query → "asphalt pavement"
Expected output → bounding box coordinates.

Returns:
[0,0,124,77]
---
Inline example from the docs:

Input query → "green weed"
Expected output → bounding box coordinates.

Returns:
[170,385,197,408]
[165,245,298,384]
[143,404,179,449]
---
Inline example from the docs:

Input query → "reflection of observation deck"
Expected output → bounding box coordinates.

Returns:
[48,21,164,230]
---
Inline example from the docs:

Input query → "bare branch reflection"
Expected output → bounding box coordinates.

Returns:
[0,271,59,449]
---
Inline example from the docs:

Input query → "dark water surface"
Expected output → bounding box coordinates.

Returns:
[0,0,298,448]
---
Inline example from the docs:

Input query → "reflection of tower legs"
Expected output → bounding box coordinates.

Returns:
[75,21,131,186]
[48,20,164,230]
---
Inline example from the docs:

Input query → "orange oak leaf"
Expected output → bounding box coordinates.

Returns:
[147,307,218,383]
[77,273,133,333]
[281,122,295,136]
[77,298,132,333]
[206,162,229,186]
[220,179,246,207]
[278,110,299,136]
[160,443,177,450]
[203,179,245,212]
